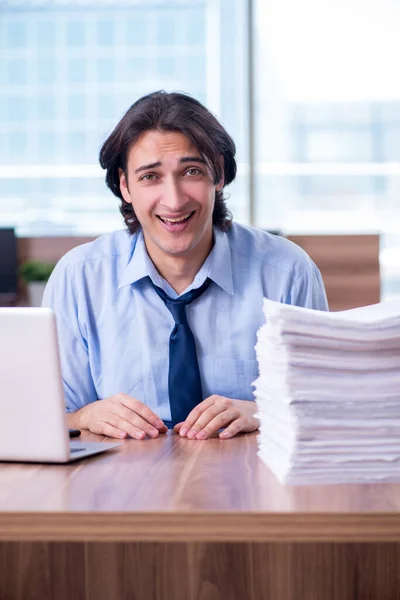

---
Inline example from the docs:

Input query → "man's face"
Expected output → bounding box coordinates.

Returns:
[119,130,223,260]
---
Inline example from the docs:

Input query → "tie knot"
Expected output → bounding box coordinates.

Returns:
[151,277,211,325]
[165,301,188,324]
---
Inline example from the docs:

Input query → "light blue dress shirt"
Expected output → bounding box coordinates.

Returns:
[42,222,328,419]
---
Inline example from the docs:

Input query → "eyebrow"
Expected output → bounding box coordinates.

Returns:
[134,156,207,174]
[180,156,207,165]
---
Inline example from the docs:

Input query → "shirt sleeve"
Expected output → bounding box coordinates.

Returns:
[42,258,97,412]
[288,264,329,311]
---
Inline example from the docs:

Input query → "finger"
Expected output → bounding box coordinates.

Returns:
[179,396,219,437]
[107,413,158,440]
[119,395,167,431]
[195,408,239,440]
[174,422,183,433]
[111,405,162,439]
[93,421,128,440]
[185,402,233,439]
[219,418,246,439]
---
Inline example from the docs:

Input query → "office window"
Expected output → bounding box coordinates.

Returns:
[8,59,26,86]
[0,0,248,235]
[37,132,56,162]
[9,133,28,160]
[126,17,148,47]
[37,58,56,85]
[6,19,26,47]
[254,0,400,299]
[68,94,86,120]
[68,58,87,83]
[97,57,115,83]
[67,132,87,161]
[66,20,86,46]
[97,19,114,46]
[37,20,56,48]
[5,3,399,299]
[156,17,176,46]
[98,94,116,121]
[306,131,374,163]
[8,96,26,121]
[383,128,400,161]
[36,95,55,121]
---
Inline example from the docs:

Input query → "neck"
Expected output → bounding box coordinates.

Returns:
[144,230,213,295]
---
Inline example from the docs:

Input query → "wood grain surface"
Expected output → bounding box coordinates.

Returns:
[288,234,380,310]
[2,541,400,600]
[2,433,400,599]
[1,432,400,542]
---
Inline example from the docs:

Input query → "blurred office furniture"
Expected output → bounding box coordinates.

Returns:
[19,260,56,307]
[16,234,380,310]
[0,228,18,306]
[1,431,400,600]
[288,234,380,311]
[18,236,93,265]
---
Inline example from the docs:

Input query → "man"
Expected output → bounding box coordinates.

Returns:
[43,91,328,442]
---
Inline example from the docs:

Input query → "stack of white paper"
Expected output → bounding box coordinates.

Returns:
[253,298,400,485]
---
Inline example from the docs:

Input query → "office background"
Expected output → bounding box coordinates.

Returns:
[0,0,399,301]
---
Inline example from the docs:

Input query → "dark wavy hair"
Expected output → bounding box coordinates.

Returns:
[99,91,237,234]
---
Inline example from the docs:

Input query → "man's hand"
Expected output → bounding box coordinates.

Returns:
[68,393,168,440]
[174,396,258,440]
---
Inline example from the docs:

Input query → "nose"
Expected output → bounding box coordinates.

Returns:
[159,176,187,213]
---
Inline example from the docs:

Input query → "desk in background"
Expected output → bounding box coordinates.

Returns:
[1,431,400,600]
[17,233,380,311]
[288,234,380,310]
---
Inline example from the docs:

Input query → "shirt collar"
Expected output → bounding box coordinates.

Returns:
[118,230,163,289]
[206,227,234,295]
[118,227,234,295]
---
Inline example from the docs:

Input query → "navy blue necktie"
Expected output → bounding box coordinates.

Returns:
[151,277,211,426]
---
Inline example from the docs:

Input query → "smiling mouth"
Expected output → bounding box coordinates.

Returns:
[157,211,195,225]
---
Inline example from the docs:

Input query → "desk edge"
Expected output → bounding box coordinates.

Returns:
[2,512,400,542]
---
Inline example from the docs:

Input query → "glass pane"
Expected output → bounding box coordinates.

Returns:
[68,94,86,120]
[126,17,148,46]
[9,133,27,160]
[37,133,56,162]
[98,57,115,83]
[37,58,56,85]
[7,19,26,48]
[97,19,114,46]
[98,94,116,120]
[306,131,374,162]
[37,20,56,48]
[36,95,55,121]
[8,59,26,85]
[68,58,86,83]
[66,20,86,46]
[7,96,26,121]
[255,0,400,300]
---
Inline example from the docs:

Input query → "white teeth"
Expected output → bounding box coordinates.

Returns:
[159,212,192,224]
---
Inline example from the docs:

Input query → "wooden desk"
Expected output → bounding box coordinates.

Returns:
[1,431,400,599]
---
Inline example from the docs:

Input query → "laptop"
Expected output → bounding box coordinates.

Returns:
[0,307,121,462]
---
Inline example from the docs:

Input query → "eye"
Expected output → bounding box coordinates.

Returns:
[184,167,202,177]
[140,173,158,181]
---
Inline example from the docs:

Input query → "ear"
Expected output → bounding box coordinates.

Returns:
[216,177,224,192]
[119,168,132,205]
[216,155,225,191]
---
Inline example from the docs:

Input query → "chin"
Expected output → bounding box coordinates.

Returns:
[160,241,195,256]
